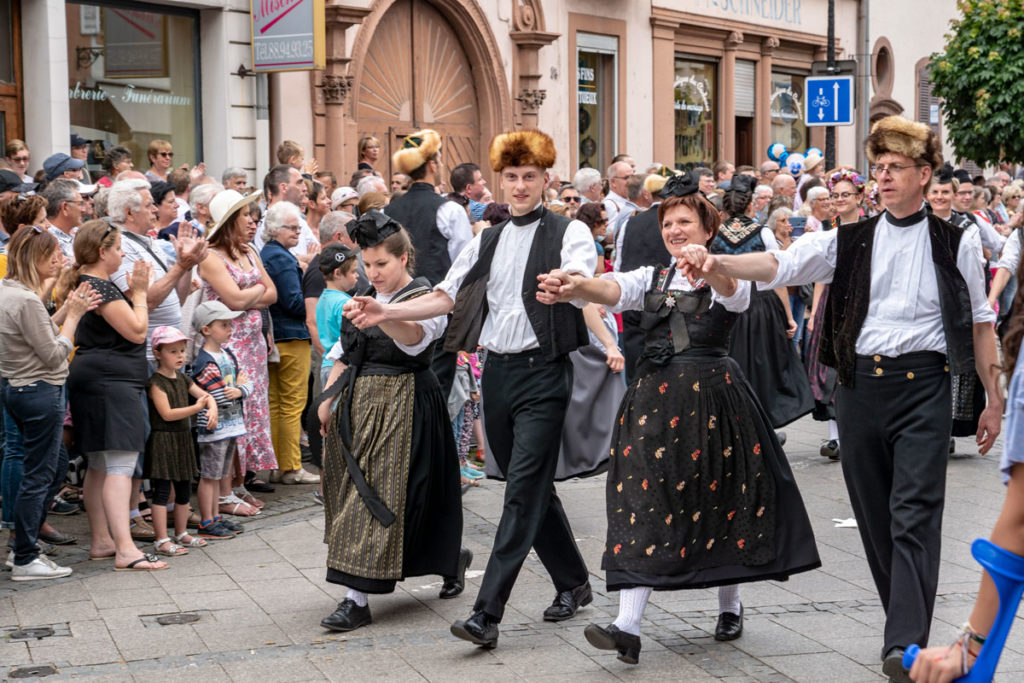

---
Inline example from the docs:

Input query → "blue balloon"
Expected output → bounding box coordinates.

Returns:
[778,151,790,166]
[767,143,788,162]
[805,147,823,159]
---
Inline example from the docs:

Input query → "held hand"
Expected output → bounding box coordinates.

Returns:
[535,269,575,304]
[130,259,153,294]
[188,162,206,181]
[605,346,625,373]
[976,402,1003,455]
[205,403,219,431]
[908,642,968,683]
[344,296,387,329]
[677,245,713,285]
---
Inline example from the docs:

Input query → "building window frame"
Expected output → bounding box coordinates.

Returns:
[673,55,718,170]
[567,13,626,173]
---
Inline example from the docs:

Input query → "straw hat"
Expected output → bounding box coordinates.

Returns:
[207,190,261,238]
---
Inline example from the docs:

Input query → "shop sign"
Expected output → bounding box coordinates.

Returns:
[69,81,193,107]
[770,86,801,122]
[674,0,806,29]
[250,0,325,72]
[103,8,166,78]
[673,75,710,114]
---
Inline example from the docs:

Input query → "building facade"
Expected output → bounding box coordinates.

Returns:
[0,0,962,188]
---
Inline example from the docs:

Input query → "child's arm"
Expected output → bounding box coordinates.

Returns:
[187,383,219,430]
[149,383,205,422]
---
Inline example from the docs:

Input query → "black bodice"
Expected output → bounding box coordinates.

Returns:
[639,268,739,365]
[340,278,435,375]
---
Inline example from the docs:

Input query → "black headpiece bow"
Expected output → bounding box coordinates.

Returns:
[952,168,973,185]
[661,170,700,198]
[349,209,402,249]
[934,163,955,185]
[728,174,757,194]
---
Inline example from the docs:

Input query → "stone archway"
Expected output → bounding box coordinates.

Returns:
[348,0,513,184]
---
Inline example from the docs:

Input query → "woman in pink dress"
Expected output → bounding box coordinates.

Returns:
[198,191,278,513]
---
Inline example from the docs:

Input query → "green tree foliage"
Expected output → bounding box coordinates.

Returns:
[931,0,1024,164]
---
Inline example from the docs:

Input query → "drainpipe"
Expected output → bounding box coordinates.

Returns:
[255,73,270,188]
[857,0,870,172]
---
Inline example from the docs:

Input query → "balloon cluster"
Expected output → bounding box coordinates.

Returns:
[766,144,824,175]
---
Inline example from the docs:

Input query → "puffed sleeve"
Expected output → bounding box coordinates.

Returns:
[711,279,751,313]
[601,266,655,313]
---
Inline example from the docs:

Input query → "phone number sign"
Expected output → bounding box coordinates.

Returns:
[251,0,325,73]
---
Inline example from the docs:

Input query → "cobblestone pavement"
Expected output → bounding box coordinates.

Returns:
[2,415,1022,682]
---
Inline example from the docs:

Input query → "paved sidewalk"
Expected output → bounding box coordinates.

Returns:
[2,415,1022,682]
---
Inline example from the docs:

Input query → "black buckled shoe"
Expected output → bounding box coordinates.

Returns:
[881,646,913,683]
[320,598,372,632]
[450,611,499,648]
[714,604,743,641]
[584,623,642,664]
[440,547,473,599]
[542,582,593,622]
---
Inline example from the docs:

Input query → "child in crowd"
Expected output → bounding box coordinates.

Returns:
[448,351,482,487]
[146,326,218,557]
[315,244,359,387]
[190,301,254,540]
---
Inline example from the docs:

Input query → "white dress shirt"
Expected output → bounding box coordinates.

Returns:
[435,200,475,263]
[325,286,445,362]
[603,191,627,233]
[436,207,597,353]
[997,229,1022,273]
[764,213,994,357]
[254,213,319,257]
[605,263,751,314]
[613,202,658,272]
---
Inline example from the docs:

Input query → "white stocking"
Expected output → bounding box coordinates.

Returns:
[718,584,741,615]
[828,419,840,442]
[346,589,368,607]
[612,586,652,636]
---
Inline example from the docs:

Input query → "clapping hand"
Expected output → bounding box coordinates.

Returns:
[65,282,102,317]
[130,259,153,294]
[171,223,207,269]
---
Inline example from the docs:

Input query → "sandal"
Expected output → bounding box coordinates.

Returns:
[175,533,207,548]
[218,494,260,517]
[232,487,265,509]
[153,538,189,557]
[114,553,168,571]
[460,475,479,488]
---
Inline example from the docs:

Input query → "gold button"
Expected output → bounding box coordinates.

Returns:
[873,355,882,362]
[944,365,950,372]
[906,372,915,380]
[875,367,883,375]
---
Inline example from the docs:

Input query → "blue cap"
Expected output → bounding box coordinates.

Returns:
[42,153,86,181]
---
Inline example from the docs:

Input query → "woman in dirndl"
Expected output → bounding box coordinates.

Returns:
[315,210,467,633]
[536,173,821,665]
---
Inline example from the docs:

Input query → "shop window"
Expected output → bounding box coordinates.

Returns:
[66,1,200,181]
[674,58,716,169]
[0,0,20,145]
[576,32,618,170]
[770,72,807,153]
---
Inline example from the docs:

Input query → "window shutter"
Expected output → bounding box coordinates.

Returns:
[735,60,755,117]
[917,63,940,133]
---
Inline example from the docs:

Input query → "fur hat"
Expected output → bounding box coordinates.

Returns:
[392,130,441,175]
[488,130,557,172]
[643,165,676,195]
[866,116,943,171]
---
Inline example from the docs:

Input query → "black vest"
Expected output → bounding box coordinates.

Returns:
[340,277,436,374]
[619,203,670,271]
[820,213,975,387]
[445,209,588,359]
[383,182,451,285]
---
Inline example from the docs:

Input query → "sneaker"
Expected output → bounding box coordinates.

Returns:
[197,521,236,539]
[216,516,244,534]
[819,440,840,460]
[281,468,321,485]
[49,497,80,516]
[5,550,11,569]
[11,555,73,581]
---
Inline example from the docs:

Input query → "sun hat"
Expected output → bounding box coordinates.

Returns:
[207,189,261,238]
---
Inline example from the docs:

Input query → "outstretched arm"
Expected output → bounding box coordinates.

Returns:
[344,289,455,328]
[535,270,623,306]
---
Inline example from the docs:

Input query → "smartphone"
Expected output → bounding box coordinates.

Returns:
[789,216,807,238]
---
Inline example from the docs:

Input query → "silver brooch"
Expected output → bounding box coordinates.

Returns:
[665,295,676,308]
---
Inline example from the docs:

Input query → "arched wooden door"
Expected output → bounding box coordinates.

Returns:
[357,0,480,182]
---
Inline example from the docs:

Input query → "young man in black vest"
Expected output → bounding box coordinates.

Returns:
[383,129,474,398]
[679,116,1003,683]
[345,130,595,648]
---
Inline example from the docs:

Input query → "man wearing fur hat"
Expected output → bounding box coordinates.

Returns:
[383,129,473,396]
[681,115,1002,682]
[345,130,596,648]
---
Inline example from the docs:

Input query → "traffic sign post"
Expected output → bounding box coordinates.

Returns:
[804,75,854,127]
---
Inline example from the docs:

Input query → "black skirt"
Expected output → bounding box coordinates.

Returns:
[729,288,814,428]
[603,356,821,591]
[326,370,463,593]
[68,349,147,454]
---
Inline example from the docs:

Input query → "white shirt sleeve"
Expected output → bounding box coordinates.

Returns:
[957,227,998,324]
[392,311,448,356]
[434,231,482,302]
[763,228,837,288]
[436,201,475,263]
[713,278,751,313]
[562,220,598,276]
[601,267,654,313]
[760,227,780,251]
[326,340,345,362]
[997,230,1022,272]
[974,213,1006,254]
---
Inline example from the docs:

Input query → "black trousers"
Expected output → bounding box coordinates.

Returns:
[474,351,590,620]
[836,352,952,658]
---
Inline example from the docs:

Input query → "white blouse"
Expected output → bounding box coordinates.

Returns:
[436,208,597,354]
[765,213,994,357]
[603,263,751,315]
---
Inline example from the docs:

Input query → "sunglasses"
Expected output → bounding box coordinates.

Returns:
[157,151,174,158]
[562,196,581,203]
[10,156,29,163]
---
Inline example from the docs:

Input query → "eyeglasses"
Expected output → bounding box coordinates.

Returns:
[830,192,857,200]
[562,196,581,203]
[29,225,44,234]
[10,156,29,163]
[956,190,974,198]
[870,163,925,178]
[610,176,631,181]
[157,151,174,158]
[282,223,302,232]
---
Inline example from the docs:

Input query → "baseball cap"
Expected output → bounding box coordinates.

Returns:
[193,300,244,330]
[77,181,99,195]
[42,153,86,181]
[330,186,358,209]
[151,326,189,349]
[70,134,91,147]
[0,169,38,194]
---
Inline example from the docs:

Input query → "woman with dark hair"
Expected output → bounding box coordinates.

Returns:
[316,209,466,633]
[535,173,820,663]
[198,190,278,513]
[711,174,813,431]
[576,202,609,273]
[97,146,134,188]
[305,180,331,234]
[150,181,178,239]
[480,202,510,226]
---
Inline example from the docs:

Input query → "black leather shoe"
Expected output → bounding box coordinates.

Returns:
[775,431,787,446]
[881,647,912,683]
[819,439,840,460]
[450,611,498,648]
[440,547,473,599]
[245,479,275,493]
[38,529,77,545]
[320,599,372,632]
[584,623,641,664]
[714,604,743,641]
[542,582,593,621]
